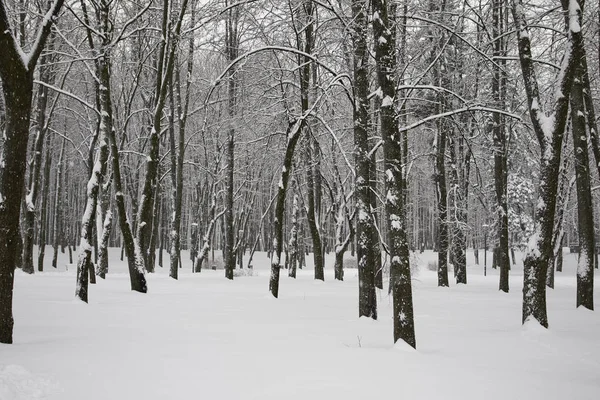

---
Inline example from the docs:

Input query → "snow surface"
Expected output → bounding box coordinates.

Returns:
[1,248,599,400]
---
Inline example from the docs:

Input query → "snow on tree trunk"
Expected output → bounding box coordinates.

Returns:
[52,139,66,268]
[37,136,52,272]
[137,0,189,273]
[571,55,595,310]
[0,69,35,343]
[288,189,299,279]
[492,0,510,293]
[270,120,303,298]
[353,0,378,319]
[108,115,147,294]
[75,118,109,302]
[97,210,113,279]
[22,52,53,274]
[373,0,416,348]
[512,0,583,327]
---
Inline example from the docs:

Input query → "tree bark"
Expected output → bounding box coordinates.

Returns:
[23,51,53,274]
[269,120,303,297]
[37,136,52,272]
[571,54,595,310]
[352,0,377,319]
[512,0,583,326]
[373,0,416,347]
[492,0,510,293]
[52,139,66,268]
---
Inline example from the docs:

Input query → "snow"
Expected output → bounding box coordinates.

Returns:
[381,95,393,107]
[2,248,599,400]
[25,192,35,212]
[568,0,581,33]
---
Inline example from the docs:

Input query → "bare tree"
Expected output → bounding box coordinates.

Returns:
[352,0,378,319]
[511,0,583,326]
[373,0,415,347]
[0,0,65,344]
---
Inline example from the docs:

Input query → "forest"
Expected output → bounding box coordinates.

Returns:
[0,0,599,397]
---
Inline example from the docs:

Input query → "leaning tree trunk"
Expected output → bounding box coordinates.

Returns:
[137,0,189,271]
[108,118,147,293]
[75,112,109,302]
[512,0,583,327]
[75,12,115,301]
[23,54,53,274]
[269,120,303,298]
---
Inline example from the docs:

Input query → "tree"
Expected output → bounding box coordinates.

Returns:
[223,0,240,280]
[22,34,56,274]
[570,31,594,310]
[352,0,378,319]
[511,0,583,327]
[491,0,510,293]
[0,0,65,344]
[373,0,416,348]
[137,0,189,272]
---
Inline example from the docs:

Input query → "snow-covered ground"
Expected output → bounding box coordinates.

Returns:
[1,248,599,400]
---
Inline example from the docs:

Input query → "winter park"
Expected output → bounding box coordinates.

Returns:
[1,0,600,399]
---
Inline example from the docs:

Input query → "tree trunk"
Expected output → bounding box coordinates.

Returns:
[137,0,189,272]
[353,0,377,319]
[512,0,583,326]
[37,136,52,272]
[373,0,416,348]
[288,187,299,279]
[571,55,595,310]
[492,0,510,293]
[97,211,113,279]
[0,74,32,341]
[108,119,147,294]
[23,54,52,274]
[269,120,303,297]
[52,139,66,268]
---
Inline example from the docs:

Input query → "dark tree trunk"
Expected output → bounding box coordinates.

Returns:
[353,0,377,319]
[269,120,303,297]
[373,0,415,348]
[137,0,189,272]
[288,188,299,279]
[0,78,32,342]
[430,1,449,288]
[370,153,383,289]
[23,55,52,274]
[571,55,595,310]
[492,0,510,293]
[37,137,52,272]
[0,0,65,343]
[512,0,583,327]
[448,135,468,285]
[224,2,239,281]
[298,2,324,282]
[52,139,66,268]
[306,137,324,281]
[435,125,449,287]
[108,119,147,294]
